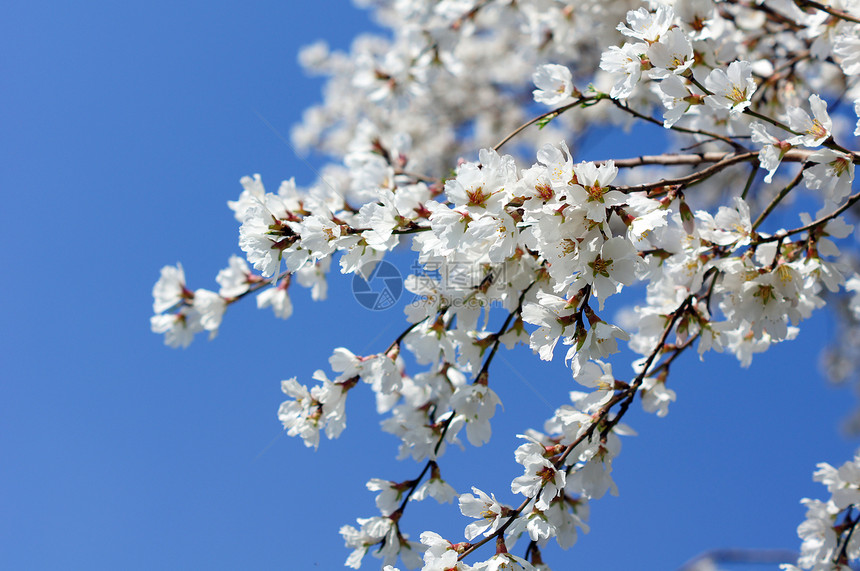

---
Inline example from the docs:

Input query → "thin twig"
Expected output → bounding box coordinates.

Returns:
[741,163,759,200]
[609,149,814,169]
[493,97,596,152]
[751,166,806,231]
[756,191,860,242]
[796,0,860,24]
[458,296,692,562]
[612,152,759,193]
[611,99,744,150]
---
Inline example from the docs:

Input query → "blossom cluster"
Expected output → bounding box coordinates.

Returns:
[782,454,860,571]
[151,1,860,569]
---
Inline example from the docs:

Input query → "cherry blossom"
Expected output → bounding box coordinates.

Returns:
[151,2,860,569]
[703,60,756,116]
[531,64,576,107]
[459,487,510,541]
[789,95,833,148]
[647,27,694,79]
[152,263,189,314]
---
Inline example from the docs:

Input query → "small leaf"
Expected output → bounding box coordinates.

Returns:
[537,113,558,129]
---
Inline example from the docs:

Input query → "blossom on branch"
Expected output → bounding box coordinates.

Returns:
[150,2,860,569]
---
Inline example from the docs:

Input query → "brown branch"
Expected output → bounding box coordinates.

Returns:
[458,296,693,562]
[609,149,814,170]
[751,166,807,231]
[384,277,539,531]
[385,318,429,354]
[224,271,285,305]
[834,506,860,565]
[756,190,860,243]
[610,99,743,150]
[670,70,857,159]
[451,0,494,29]
[743,108,859,158]
[796,0,860,24]
[611,152,758,193]
[493,97,598,152]
[599,297,693,438]
[476,279,540,381]
[610,149,820,194]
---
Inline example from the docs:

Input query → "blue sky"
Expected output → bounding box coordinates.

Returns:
[3,2,858,570]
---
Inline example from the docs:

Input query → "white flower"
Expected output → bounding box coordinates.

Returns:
[647,28,694,78]
[566,455,619,500]
[847,275,860,320]
[750,121,793,183]
[278,377,323,449]
[855,99,860,136]
[511,453,566,510]
[545,495,589,549]
[216,255,253,298]
[338,235,383,277]
[357,192,402,251]
[425,202,471,257]
[295,257,329,301]
[450,384,502,447]
[704,61,756,116]
[257,281,293,320]
[329,346,363,379]
[413,462,457,507]
[599,43,646,99]
[278,371,348,448]
[239,201,303,278]
[152,263,188,313]
[445,150,515,217]
[675,0,718,39]
[519,507,557,545]
[536,141,574,190]
[566,317,630,379]
[574,237,639,309]
[367,478,407,516]
[316,372,349,440]
[617,5,676,44]
[521,291,580,361]
[340,516,401,569]
[150,309,203,348]
[626,193,668,246]
[815,458,860,510]
[419,531,471,571]
[464,212,519,264]
[795,498,840,569]
[472,553,536,571]
[658,74,693,128]
[459,487,509,540]
[299,214,344,258]
[532,64,575,106]
[191,289,226,338]
[834,32,860,75]
[803,149,855,204]
[568,160,626,224]
[228,173,266,220]
[363,353,403,396]
[696,196,752,247]
[573,359,615,390]
[788,94,832,147]
[412,476,457,504]
[640,375,676,417]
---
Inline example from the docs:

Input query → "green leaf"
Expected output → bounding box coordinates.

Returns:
[537,113,558,130]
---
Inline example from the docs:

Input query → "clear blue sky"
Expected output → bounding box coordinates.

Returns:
[2,2,857,570]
